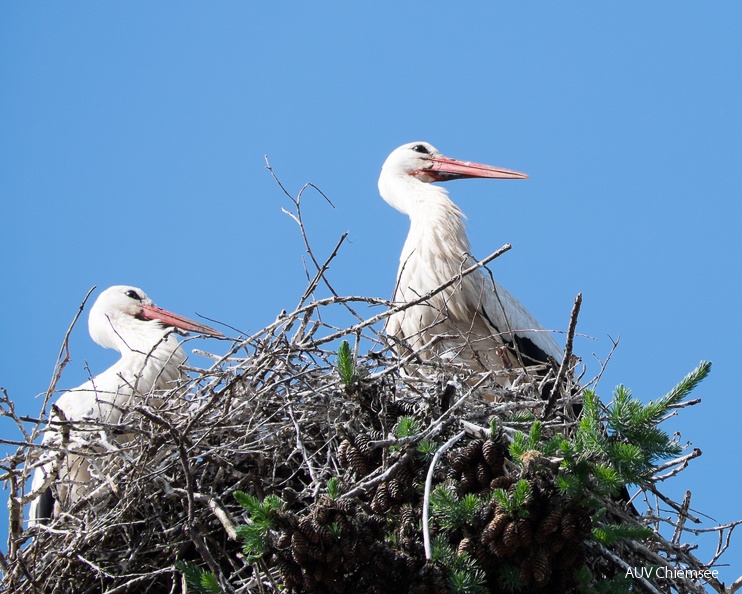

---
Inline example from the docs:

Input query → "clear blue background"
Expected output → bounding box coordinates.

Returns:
[1,2,740,586]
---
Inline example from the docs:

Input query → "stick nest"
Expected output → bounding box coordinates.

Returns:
[0,291,733,594]
[2,180,738,593]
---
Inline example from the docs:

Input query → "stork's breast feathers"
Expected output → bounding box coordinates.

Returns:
[390,258,562,368]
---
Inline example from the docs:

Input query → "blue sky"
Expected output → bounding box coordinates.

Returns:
[1,2,740,585]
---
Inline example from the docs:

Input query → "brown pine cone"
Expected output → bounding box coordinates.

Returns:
[475,462,492,487]
[535,507,562,544]
[532,548,551,587]
[482,439,502,468]
[370,483,391,513]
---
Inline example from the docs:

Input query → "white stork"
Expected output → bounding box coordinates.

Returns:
[29,285,222,525]
[378,141,561,379]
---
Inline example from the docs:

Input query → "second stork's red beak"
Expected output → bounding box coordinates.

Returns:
[139,304,223,337]
[429,155,528,181]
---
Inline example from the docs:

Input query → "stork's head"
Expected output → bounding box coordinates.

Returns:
[378,142,527,215]
[88,285,222,351]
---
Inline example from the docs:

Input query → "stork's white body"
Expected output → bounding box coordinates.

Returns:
[28,285,221,525]
[379,142,561,375]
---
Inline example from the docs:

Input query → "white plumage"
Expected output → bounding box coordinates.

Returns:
[378,142,561,376]
[29,285,221,525]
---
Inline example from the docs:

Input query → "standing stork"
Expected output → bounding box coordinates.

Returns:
[378,142,561,380]
[28,285,222,525]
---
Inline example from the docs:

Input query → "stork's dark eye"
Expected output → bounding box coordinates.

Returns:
[125,290,142,301]
[412,144,430,154]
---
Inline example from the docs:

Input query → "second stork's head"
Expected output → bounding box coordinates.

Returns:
[88,285,222,354]
[378,141,527,216]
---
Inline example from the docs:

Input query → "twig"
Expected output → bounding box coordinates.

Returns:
[167,488,238,541]
[422,431,465,560]
[310,244,513,349]
[728,575,742,594]
[286,401,320,495]
[543,292,581,419]
[672,490,693,546]
[651,448,702,482]
[35,286,97,439]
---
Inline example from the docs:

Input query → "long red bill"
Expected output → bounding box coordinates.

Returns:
[139,304,223,337]
[429,155,528,181]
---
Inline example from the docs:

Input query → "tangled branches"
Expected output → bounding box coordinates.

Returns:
[1,178,739,593]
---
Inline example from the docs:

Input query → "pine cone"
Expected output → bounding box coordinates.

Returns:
[370,483,391,513]
[535,507,562,544]
[519,557,532,584]
[276,556,302,589]
[464,439,483,462]
[482,511,509,544]
[314,504,330,524]
[490,475,515,490]
[345,444,370,476]
[576,507,592,535]
[400,504,417,528]
[475,541,492,567]
[300,566,319,591]
[475,462,492,487]
[481,438,500,466]
[316,522,335,545]
[449,451,468,472]
[457,537,474,556]
[298,516,320,544]
[291,530,310,562]
[548,535,565,554]
[277,532,292,549]
[515,517,533,548]
[557,541,580,569]
[532,548,551,587]
[490,539,513,558]
[354,433,372,455]
[388,477,404,500]
[342,540,358,567]
[338,439,351,467]
[459,467,478,492]
[501,520,521,553]
[561,511,577,541]
[397,461,414,482]
[335,498,354,514]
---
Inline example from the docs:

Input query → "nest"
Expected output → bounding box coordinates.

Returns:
[1,185,739,594]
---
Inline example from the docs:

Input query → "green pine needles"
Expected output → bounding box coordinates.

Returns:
[234,492,282,563]
[430,485,484,532]
[505,360,711,562]
[491,480,532,519]
[572,360,709,495]
[506,361,711,502]
[326,476,341,500]
[174,561,220,594]
[394,415,421,438]
[336,340,356,386]
[432,538,489,594]
[591,523,653,547]
[393,416,438,459]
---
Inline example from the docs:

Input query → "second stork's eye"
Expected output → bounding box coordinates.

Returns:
[412,144,430,154]
[125,290,142,301]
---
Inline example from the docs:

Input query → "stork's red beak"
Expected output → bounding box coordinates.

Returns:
[139,304,223,337]
[429,155,528,181]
